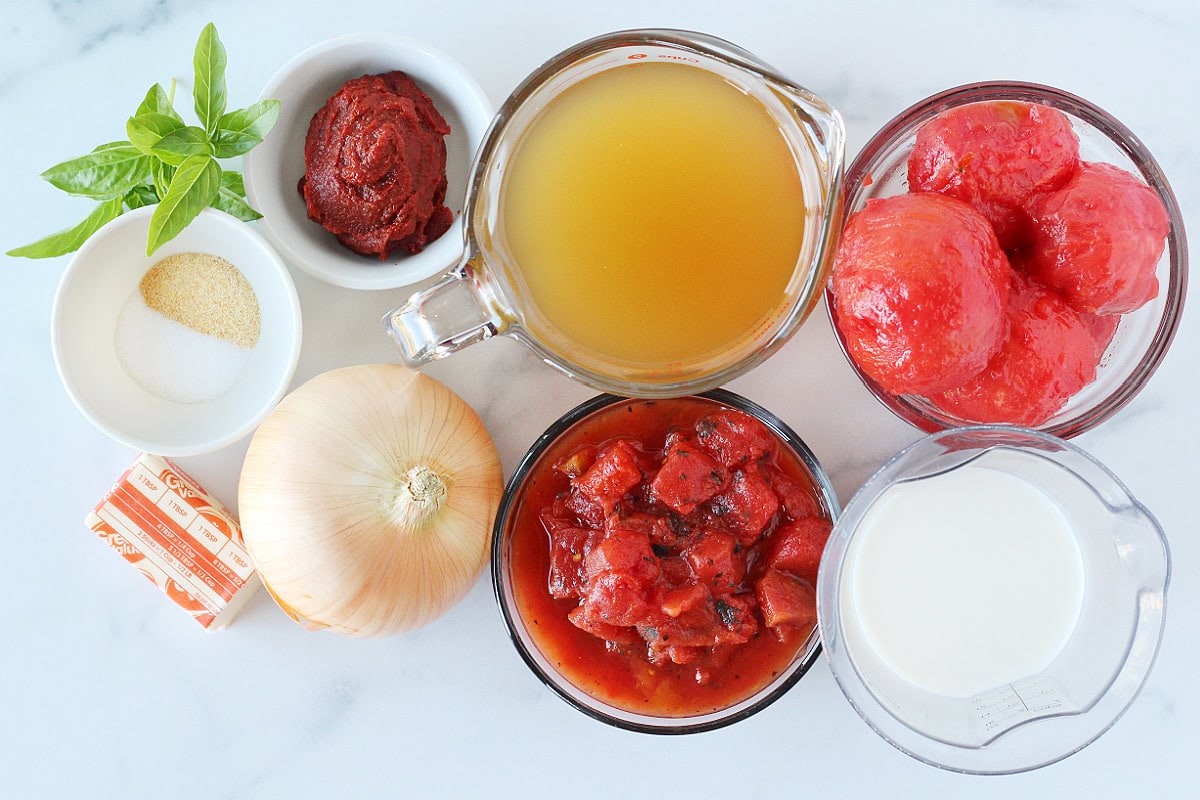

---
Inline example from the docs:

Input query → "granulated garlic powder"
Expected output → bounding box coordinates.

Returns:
[115,253,261,404]
[139,253,260,349]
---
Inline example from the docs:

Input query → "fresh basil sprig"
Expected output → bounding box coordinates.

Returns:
[8,23,279,259]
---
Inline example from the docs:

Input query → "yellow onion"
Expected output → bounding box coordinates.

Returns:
[238,364,503,636]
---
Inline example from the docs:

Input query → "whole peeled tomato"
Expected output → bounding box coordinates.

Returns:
[1009,247,1121,361]
[1025,161,1169,314]
[1079,311,1121,361]
[931,272,1102,426]
[908,101,1080,250]
[831,193,1010,397]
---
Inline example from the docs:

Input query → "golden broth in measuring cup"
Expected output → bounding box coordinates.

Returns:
[385,30,844,396]
[501,62,806,365]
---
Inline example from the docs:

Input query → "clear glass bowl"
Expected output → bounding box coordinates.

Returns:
[491,389,840,733]
[826,81,1188,439]
[816,426,1170,773]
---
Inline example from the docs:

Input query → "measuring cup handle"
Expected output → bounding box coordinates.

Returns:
[382,268,505,366]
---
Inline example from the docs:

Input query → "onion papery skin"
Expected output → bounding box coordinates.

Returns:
[238,364,503,637]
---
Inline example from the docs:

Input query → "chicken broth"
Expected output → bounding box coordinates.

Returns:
[499,62,807,368]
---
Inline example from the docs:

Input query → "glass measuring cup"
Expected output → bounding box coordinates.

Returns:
[384,29,845,397]
[817,426,1170,773]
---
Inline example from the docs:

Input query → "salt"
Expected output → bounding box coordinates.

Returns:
[115,291,252,404]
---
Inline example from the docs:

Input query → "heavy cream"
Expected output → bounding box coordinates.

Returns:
[843,460,1085,698]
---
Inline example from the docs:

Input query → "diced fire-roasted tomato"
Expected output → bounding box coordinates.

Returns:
[573,439,644,505]
[695,409,777,467]
[763,517,832,586]
[639,603,720,650]
[545,521,594,599]
[711,468,780,542]
[606,509,680,550]
[683,530,745,594]
[567,606,640,644]
[755,569,817,630]
[660,583,709,618]
[578,571,652,628]
[662,645,701,665]
[553,487,604,528]
[712,592,759,645]
[554,445,596,479]
[641,586,758,657]
[650,441,727,515]
[584,528,660,585]
[762,464,821,520]
[659,555,692,586]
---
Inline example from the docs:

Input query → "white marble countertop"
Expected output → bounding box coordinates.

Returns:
[1,0,1195,796]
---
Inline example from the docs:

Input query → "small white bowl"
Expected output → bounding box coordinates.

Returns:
[243,33,494,291]
[52,207,302,456]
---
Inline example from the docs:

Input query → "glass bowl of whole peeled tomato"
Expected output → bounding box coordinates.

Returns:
[492,390,839,733]
[826,81,1187,439]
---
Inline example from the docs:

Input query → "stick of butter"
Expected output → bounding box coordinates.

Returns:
[85,453,260,630]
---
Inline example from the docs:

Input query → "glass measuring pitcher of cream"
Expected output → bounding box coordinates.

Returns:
[384,29,845,397]
[817,426,1170,774]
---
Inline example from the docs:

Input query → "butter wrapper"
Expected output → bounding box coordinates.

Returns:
[85,453,260,630]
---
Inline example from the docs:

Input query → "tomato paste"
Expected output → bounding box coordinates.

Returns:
[508,397,832,717]
[299,71,452,259]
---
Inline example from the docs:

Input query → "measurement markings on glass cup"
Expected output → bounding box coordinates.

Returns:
[974,677,1067,731]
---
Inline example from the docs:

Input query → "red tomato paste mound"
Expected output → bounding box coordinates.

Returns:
[831,192,1010,397]
[1025,161,1169,315]
[299,71,453,259]
[508,398,832,717]
[908,100,1079,251]
[931,272,1103,426]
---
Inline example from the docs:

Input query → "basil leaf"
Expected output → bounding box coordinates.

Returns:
[193,23,227,137]
[127,112,185,155]
[220,169,246,196]
[212,187,262,221]
[212,99,280,157]
[124,182,160,210]
[147,154,221,255]
[152,160,176,200]
[135,83,183,123]
[39,144,152,199]
[6,198,124,259]
[150,125,213,166]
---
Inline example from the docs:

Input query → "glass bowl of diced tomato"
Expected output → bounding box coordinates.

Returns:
[492,389,840,733]
[825,81,1187,439]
